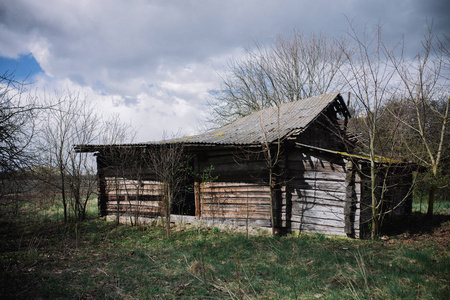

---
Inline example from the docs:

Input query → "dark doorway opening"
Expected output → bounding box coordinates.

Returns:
[171,179,196,216]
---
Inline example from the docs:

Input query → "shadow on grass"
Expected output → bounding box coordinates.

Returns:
[381,212,450,236]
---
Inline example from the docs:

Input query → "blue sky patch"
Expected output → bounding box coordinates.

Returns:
[0,54,43,81]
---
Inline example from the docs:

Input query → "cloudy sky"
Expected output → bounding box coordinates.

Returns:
[1,0,449,142]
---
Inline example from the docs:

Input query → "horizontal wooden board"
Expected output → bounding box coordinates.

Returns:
[105,185,161,195]
[202,205,270,213]
[287,222,347,236]
[200,189,270,196]
[282,213,345,227]
[200,183,271,204]
[201,217,271,228]
[202,199,270,205]
[105,184,162,190]
[105,211,160,219]
[287,171,346,182]
[282,197,361,210]
[287,189,346,202]
[201,182,270,190]
[106,204,160,211]
[287,216,345,229]
[105,178,160,184]
[104,177,163,197]
[201,198,270,205]
[283,180,348,193]
[105,191,162,197]
[106,210,161,218]
[284,202,344,214]
[201,211,271,219]
[289,212,344,224]
[282,203,360,223]
[287,209,346,222]
[285,199,344,209]
[201,182,263,187]
[106,195,160,202]
[284,178,361,189]
[200,187,268,193]
[106,200,160,207]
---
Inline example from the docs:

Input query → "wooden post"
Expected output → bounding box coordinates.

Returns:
[96,153,107,217]
[344,159,357,238]
[194,181,201,219]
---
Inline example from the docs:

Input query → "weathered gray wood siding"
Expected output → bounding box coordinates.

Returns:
[200,182,271,228]
[282,150,361,237]
[103,177,163,218]
[196,148,272,228]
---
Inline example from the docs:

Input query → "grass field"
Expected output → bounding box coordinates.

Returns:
[0,198,449,299]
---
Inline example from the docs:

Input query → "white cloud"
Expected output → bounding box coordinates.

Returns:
[1,0,448,141]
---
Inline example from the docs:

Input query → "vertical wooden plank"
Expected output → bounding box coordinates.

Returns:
[194,181,201,219]
[193,154,201,219]
[344,159,357,238]
[97,153,107,217]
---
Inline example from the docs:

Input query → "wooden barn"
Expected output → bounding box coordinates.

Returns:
[76,92,414,238]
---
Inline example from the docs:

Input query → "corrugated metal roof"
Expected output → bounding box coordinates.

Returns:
[173,92,343,145]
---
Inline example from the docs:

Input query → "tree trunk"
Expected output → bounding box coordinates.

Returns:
[115,175,120,226]
[165,184,171,237]
[60,167,67,223]
[427,183,436,218]
[269,170,277,236]
[370,152,379,240]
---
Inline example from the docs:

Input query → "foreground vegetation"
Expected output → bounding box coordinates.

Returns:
[0,199,449,299]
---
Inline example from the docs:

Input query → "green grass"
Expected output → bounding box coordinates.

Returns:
[0,199,449,299]
[412,200,450,214]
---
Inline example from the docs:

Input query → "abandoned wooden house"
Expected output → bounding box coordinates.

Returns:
[76,92,414,238]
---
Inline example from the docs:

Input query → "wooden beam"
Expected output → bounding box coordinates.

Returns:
[195,181,201,219]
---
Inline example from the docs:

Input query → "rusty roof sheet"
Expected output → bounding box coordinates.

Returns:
[173,92,343,145]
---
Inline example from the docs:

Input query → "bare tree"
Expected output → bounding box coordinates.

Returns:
[146,137,189,237]
[39,91,137,223]
[100,113,136,145]
[0,71,39,199]
[385,25,450,217]
[209,31,347,126]
[259,107,283,236]
[39,91,101,222]
[340,23,401,239]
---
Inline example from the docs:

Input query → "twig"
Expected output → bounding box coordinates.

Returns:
[97,267,109,277]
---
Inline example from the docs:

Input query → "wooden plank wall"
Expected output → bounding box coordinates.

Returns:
[196,148,272,228]
[197,148,268,182]
[200,182,272,228]
[103,177,163,219]
[283,151,361,237]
